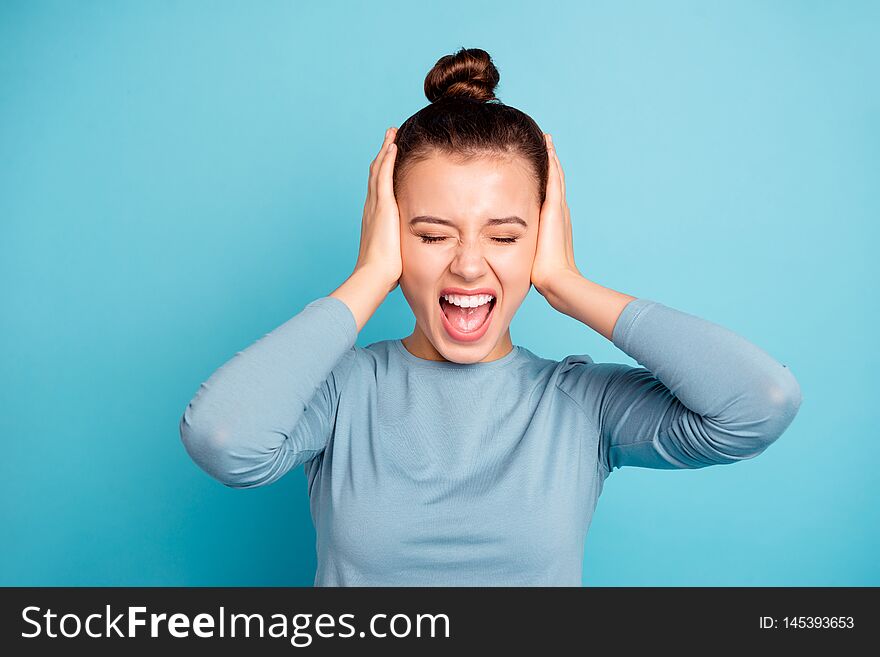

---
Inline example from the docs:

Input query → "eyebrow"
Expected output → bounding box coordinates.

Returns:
[409,215,528,229]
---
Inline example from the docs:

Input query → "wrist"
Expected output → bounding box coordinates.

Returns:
[535,268,584,306]
[330,266,396,333]
[353,262,400,295]
[541,272,638,341]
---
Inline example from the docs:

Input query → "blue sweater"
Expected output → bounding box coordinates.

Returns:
[179,296,802,586]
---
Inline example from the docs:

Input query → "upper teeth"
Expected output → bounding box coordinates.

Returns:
[442,293,494,308]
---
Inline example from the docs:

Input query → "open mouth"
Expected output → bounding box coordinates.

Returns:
[438,295,497,339]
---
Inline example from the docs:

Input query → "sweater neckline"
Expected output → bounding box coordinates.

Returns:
[392,338,523,370]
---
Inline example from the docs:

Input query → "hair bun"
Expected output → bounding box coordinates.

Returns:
[424,47,500,103]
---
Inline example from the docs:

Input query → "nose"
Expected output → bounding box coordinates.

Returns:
[447,240,489,280]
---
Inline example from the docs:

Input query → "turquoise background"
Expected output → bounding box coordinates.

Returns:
[2,0,877,586]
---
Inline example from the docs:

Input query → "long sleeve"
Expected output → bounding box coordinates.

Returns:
[559,298,803,476]
[179,296,359,489]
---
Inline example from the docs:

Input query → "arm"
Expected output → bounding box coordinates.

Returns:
[178,293,359,489]
[551,276,803,474]
[181,124,403,488]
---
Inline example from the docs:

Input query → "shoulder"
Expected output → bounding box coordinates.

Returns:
[551,353,594,397]
[512,348,602,393]
[337,338,396,379]
[552,352,637,403]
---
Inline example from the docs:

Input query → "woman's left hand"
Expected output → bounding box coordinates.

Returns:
[530,133,582,298]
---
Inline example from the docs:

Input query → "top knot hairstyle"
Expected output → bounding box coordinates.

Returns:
[392,47,550,207]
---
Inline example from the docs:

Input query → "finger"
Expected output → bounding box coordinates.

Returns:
[554,150,573,265]
[369,127,395,197]
[543,134,562,208]
[565,204,575,264]
[548,134,565,200]
[369,127,397,198]
[376,139,398,204]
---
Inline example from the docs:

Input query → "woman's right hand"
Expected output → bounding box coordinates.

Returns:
[353,126,401,293]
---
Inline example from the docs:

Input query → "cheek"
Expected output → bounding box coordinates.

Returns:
[498,251,533,301]
[495,247,533,278]
[400,243,446,288]
[400,238,425,268]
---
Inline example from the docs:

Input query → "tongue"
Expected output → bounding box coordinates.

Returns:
[441,298,491,332]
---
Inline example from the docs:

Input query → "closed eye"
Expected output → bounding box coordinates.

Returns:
[418,235,519,244]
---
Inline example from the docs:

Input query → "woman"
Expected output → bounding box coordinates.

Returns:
[179,48,802,586]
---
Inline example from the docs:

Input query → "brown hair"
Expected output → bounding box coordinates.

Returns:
[392,47,549,207]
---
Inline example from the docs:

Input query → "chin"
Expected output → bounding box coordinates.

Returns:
[438,343,492,364]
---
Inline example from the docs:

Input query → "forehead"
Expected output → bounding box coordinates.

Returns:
[399,152,537,218]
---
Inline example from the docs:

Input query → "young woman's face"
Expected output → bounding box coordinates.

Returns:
[396,151,540,363]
